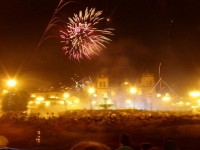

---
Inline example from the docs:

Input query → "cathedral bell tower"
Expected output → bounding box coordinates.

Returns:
[96,73,109,89]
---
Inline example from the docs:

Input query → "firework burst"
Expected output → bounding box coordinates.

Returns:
[71,74,93,91]
[60,7,114,61]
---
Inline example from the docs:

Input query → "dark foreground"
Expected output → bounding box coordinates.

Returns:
[0,109,200,150]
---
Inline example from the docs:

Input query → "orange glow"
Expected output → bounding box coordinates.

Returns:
[36,97,44,101]
[64,93,69,98]
[88,87,95,94]
[45,101,50,106]
[7,80,17,87]
[130,87,137,94]
[60,101,64,105]
[190,91,200,97]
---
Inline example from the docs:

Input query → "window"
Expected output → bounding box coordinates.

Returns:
[99,82,102,87]
[103,81,106,87]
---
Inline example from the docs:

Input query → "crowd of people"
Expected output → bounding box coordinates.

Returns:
[0,109,200,149]
[1,109,200,125]
[69,134,179,150]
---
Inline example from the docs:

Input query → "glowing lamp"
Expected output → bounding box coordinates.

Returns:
[7,80,17,87]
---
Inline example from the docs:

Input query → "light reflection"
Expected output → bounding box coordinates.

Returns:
[50,96,56,98]
[31,94,36,98]
[126,99,131,103]
[36,130,41,145]
[186,102,191,106]
[45,101,50,106]
[92,101,96,104]
[74,99,79,103]
[60,101,64,105]
[36,97,44,101]
[35,101,41,104]
[29,101,33,105]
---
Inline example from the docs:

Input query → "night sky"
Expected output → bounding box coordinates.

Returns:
[1,0,200,96]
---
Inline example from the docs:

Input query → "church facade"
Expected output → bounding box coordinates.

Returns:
[94,72,157,110]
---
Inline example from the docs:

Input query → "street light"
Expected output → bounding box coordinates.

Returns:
[64,93,69,98]
[7,79,17,108]
[74,99,79,103]
[190,91,200,97]
[130,87,137,108]
[63,93,69,110]
[126,99,131,108]
[162,96,170,101]
[7,80,17,87]
[130,87,136,94]
[88,87,95,110]
[36,97,44,101]
[45,101,50,106]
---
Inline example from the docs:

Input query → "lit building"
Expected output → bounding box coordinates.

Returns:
[2,70,185,113]
[25,71,157,113]
[94,71,156,110]
[0,70,193,113]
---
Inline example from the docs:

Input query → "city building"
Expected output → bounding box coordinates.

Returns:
[25,71,157,114]
[1,71,190,114]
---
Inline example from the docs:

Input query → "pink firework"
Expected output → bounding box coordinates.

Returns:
[60,7,114,61]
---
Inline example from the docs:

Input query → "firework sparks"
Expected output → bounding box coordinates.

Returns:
[71,74,93,91]
[60,7,114,61]
[30,0,75,64]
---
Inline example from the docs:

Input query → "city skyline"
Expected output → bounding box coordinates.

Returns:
[1,0,200,96]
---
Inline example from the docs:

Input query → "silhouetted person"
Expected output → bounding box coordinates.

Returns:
[140,142,153,150]
[70,141,111,150]
[163,136,179,150]
[116,133,133,150]
[0,135,9,149]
